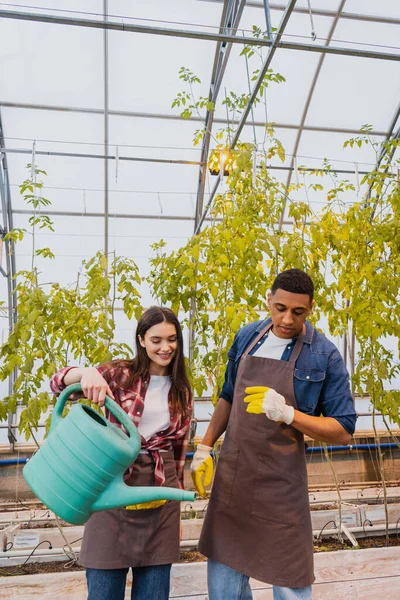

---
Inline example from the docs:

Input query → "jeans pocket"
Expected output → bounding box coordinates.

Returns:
[251,456,306,525]
[211,449,239,507]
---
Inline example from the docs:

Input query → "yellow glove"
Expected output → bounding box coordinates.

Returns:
[190,443,213,498]
[244,386,294,425]
[126,500,167,510]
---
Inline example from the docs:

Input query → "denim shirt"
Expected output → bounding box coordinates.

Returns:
[220,318,357,435]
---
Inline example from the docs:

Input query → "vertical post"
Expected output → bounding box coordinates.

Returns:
[263,0,273,40]
[103,0,109,263]
[0,115,17,450]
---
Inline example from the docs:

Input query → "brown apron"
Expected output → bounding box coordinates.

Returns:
[79,450,180,569]
[198,323,315,588]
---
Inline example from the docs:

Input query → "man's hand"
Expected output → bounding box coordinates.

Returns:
[190,444,213,497]
[244,386,294,425]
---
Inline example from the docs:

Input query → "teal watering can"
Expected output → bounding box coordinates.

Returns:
[23,384,195,525]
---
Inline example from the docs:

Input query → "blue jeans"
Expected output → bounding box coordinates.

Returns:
[208,559,312,600]
[86,564,171,600]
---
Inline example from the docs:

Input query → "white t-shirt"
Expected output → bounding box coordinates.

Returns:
[252,329,293,361]
[137,375,171,441]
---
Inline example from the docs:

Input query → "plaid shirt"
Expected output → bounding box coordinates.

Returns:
[50,365,192,489]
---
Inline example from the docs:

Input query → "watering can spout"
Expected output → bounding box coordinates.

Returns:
[92,475,195,512]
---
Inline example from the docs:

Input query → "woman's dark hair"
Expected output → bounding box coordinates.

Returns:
[112,306,191,416]
[271,268,314,301]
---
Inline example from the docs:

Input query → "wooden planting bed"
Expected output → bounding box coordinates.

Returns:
[2,488,400,598]
[2,498,400,565]
[1,546,400,599]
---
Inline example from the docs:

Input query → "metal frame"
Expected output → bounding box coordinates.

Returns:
[199,1,400,27]
[103,0,109,259]
[0,147,204,166]
[0,2,399,454]
[0,101,387,137]
[194,0,298,235]
[0,112,17,448]
[0,10,399,62]
[195,0,247,229]
[368,101,400,219]
[12,208,297,227]
[1,154,372,179]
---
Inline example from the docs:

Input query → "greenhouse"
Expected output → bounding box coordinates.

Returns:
[0,0,400,598]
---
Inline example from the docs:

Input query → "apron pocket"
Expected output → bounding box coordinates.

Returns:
[251,455,306,526]
[212,449,239,507]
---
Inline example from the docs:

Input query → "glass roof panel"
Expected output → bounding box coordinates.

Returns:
[108,113,203,163]
[305,52,400,131]
[234,1,342,11]
[281,0,342,9]
[332,13,400,55]
[0,1,102,17]
[0,16,103,108]
[108,0,223,31]
[344,0,400,19]
[108,31,216,114]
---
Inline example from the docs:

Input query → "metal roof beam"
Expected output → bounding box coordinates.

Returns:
[0,10,400,61]
[12,207,297,225]
[280,42,400,62]
[12,208,213,222]
[198,1,400,26]
[1,147,204,166]
[0,102,387,136]
[0,9,294,43]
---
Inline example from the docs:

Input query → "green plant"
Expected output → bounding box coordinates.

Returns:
[0,166,142,439]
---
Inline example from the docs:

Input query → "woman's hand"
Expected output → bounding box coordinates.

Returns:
[80,367,115,407]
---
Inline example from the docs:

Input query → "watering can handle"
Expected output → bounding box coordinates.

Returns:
[51,383,141,451]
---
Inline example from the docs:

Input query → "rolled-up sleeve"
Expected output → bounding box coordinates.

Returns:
[220,334,240,403]
[49,367,80,398]
[317,351,357,435]
[49,365,112,401]
[219,357,236,403]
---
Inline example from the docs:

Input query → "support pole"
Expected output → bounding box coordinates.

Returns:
[0,113,17,450]
[103,0,109,262]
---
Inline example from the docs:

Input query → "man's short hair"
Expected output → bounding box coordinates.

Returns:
[271,269,314,301]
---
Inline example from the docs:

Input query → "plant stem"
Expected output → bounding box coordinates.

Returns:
[372,403,390,546]
[323,443,343,543]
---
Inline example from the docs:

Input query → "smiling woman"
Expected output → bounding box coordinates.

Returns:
[140,322,178,373]
[138,318,179,374]
[49,306,193,600]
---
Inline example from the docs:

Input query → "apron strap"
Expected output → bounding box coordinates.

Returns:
[288,324,306,364]
[243,322,305,363]
[243,323,272,357]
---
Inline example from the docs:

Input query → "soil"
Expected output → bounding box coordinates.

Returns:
[2,537,400,577]
[310,503,338,511]
[314,533,400,552]
[0,551,207,577]
[180,550,207,563]
[0,561,86,577]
